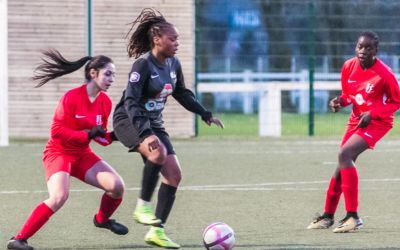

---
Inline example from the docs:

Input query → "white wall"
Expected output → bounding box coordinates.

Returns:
[0,0,8,146]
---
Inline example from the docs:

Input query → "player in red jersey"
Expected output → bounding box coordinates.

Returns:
[7,50,128,250]
[308,31,400,233]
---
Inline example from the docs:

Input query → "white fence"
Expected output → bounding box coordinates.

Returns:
[197,70,341,137]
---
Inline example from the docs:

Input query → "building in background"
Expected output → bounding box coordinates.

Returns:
[6,0,195,139]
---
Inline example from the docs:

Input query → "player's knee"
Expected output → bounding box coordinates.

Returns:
[49,191,69,210]
[166,171,182,186]
[173,173,182,186]
[111,179,125,198]
[338,148,354,164]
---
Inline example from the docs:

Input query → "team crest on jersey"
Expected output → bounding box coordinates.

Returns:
[96,115,103,125]
[170,71,177,84]
[365,82,374,94]
[129,72,140,83]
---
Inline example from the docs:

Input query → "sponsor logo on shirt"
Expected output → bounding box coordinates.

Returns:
[157,84,173,99]
[145,84,173,111]
[129,72,140,83]
[151,73,159,79]
[354,93,365,105]
[75,114,86,119]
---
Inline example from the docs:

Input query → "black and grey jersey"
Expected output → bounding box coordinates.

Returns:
[114,52,211,140]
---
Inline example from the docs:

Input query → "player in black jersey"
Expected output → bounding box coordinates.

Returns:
[113,8,224,249]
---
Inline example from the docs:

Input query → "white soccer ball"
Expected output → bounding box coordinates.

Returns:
[203,222,235,250]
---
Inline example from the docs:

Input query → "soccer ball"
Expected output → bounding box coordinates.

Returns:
[203,222,235,250]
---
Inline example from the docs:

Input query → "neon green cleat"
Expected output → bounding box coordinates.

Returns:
[145,226,181,249]
[133,204,162,225]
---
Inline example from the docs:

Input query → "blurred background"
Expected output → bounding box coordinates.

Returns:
[195,0,400,137]
[2,0,400,145]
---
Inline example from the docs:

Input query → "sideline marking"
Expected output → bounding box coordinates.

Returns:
[2,178,400,194]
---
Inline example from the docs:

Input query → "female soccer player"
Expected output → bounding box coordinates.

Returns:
[113,8,224,249]
[307,31,400,233]
[7,50,128,250]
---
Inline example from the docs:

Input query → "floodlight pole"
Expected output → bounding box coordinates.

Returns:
[0,0,9,146]
[86,0,93,56]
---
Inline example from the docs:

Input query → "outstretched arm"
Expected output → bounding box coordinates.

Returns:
[172,62,223,128]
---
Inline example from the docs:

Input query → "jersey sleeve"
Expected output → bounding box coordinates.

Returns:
[369,72,400,120]
[50,93,89,144]
[124,59,153,138]
[339,61,352,107]
[172,60,212,122]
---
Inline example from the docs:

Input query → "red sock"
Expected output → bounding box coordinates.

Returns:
[324,176,342,215]
[340,167,359,213]
[15,202,54,240]
[95,194,122,224]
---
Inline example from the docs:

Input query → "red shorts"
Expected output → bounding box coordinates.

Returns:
[43,151,101,181]
[341,121,391,149]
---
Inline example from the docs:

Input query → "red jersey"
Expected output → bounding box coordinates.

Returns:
[340,57,400,127]
[44,84,112,155]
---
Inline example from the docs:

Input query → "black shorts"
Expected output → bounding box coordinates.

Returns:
[113,118,175,155]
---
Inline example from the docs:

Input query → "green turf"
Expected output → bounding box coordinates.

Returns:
[199,112,400,137]
[2,138,400,249]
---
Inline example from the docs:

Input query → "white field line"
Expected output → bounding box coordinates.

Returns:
[2,178,400,195]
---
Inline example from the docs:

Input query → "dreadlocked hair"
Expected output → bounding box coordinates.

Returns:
[126,8,173,58]
[33,49,113,88]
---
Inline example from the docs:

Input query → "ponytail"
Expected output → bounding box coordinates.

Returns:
[126,8,173,58]
[33,49,113,87]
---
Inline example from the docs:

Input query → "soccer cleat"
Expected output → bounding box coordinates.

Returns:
[307,213,334,229]
[133,204,162,225]
[333,216,363,233]
[145,226,181,249]
[7,237,34,250]
[93,215,129,235]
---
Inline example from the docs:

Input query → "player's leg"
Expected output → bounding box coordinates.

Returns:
[82,157,128,235]
[332,134,368,233]
[307,170,340,229]
[145,155,181,249]
[8,171,70,250]
[307,125,358,230]
[145,130,180,249]
[113,118,165,225]
[133,135,167,225]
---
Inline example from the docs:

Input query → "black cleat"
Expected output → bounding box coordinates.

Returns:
[7,237,34,250]
[93,215,129,235]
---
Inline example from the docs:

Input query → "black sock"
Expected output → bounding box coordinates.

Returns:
[155,183,177,225]
[140,161,162,201]
[346,212,359,219]
[322,212,334,219]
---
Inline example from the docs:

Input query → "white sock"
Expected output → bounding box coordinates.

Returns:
[137,198,150,206]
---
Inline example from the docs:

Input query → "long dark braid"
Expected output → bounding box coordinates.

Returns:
[33,49,112,87]
[126,8,172,58]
